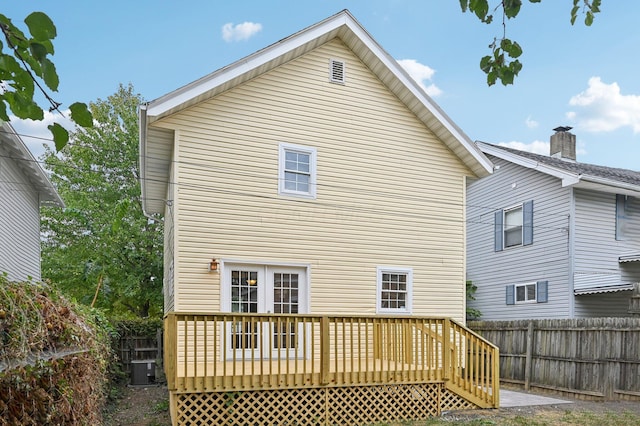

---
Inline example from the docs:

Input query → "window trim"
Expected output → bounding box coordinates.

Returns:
[495,200,533,251]
[503,203,524,249]
[506,280,548,305]
[278,142,317,199]
[376,266,413,314]
[514,282,537,304]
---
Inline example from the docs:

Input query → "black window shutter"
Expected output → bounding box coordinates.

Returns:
[494,210,504,252]
[536,280,548,303]
[523,200,534,245]
[506,284,515,305]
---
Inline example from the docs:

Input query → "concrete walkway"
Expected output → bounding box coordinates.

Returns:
[500,389,573,408]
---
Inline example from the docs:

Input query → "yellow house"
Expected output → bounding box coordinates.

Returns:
[139,10,498,425]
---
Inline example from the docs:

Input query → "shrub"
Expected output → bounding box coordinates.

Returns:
[0,276,113,425]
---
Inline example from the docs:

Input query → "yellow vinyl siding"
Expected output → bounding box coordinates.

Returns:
[163,159,176,313]
[153,39,469,321]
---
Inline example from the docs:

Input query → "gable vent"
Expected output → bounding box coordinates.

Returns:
[329,59,345,84]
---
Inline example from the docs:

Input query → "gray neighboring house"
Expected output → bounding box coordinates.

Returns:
[467,128,640,320]
[0,122,63,282]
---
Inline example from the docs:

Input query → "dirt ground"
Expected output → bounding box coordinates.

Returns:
[103,384,172,426]
[103,384,640,426]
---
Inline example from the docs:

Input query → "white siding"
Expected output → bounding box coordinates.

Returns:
[467,156,573,320]
[572,189,638,316]
[574,291,633,317]
[0,147,41,281]
[574,190,640,286]
[153,39,472,321]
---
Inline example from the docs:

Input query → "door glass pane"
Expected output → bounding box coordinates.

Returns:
[231,270,258,313]
[230,270,259,349]
[273,273,299,314]
[273,273,299,349]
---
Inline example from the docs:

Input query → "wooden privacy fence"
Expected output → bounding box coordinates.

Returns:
[164,313,499,407]
[470,318,640,400]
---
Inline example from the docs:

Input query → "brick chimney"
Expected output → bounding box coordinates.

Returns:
[550,126,576,161]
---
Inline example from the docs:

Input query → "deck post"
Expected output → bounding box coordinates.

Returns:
[493,346,500,407]
[404,322,413,365]
[320,316,330,385]
[442,319,451,381]
[164,313,177,391]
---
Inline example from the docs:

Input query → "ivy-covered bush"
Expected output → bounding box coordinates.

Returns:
[0,276,113,425]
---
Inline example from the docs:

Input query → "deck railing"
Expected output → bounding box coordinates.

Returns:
[164,313,499,407]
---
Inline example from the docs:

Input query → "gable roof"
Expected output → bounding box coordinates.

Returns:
[0,121,64,207]
[139,9,493,215]
[477,141,640,197]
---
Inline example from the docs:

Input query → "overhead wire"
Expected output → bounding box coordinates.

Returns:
[0,128,572,233]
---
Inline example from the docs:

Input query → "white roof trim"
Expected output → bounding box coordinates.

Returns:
[140,10,494,214]
[579,175,640,196]
[0,121,63,207]
[142,10,492,167]
[478,142,640,196]
[478,142,580,186]
[145,13,352,119]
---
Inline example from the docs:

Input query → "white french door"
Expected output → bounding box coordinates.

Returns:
[223,264,307,359]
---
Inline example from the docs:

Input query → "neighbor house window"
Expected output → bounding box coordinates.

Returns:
[515,282,536,303]
[504,206,523,247]
[377,267,413,313]
[616,194,627,241]
[495,200,533,251]
[278,143,317,198]
[506,280,548,305]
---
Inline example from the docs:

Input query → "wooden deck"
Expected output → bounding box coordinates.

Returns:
[164,313,499,425]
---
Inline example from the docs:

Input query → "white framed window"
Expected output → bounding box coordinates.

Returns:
[504,205,523,248]
[506,280,548,305]
[278,143,317,198]
[377,267,413,313]
[495,200,533,251]
[515,282,537,303]
[616,194,628,241]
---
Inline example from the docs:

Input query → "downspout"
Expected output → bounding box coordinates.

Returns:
[138,103,156,222]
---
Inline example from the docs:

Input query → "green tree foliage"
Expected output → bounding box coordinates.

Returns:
[466,280,481,320]
[0,11,93,150]
[40,84,163,318]
[460,0,602,85]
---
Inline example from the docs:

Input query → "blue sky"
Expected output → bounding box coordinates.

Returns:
[5,1,640,171]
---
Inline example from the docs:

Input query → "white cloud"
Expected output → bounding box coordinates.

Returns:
[222,22,262,42]
[525,116,538,129]
[567,77,640,133]
[8,111,73,159]
[498,140,550,155]
[397,59,442,97]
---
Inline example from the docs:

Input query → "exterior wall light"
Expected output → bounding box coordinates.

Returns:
[209,258,219,272]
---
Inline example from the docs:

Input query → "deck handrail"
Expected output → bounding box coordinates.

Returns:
[163,312,498,407]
